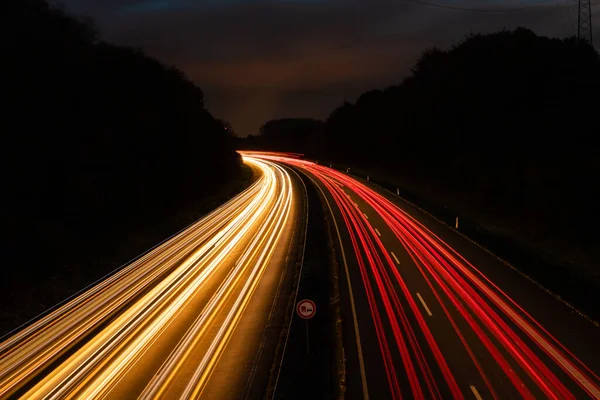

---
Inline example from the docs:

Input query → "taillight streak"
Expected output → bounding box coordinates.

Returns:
[245,152,600,400]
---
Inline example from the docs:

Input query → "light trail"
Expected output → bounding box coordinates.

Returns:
[0,156,294,399]
[246,151,600,399]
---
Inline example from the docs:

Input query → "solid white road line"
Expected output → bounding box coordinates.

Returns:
[416,293,433,317]
[390,251,400,265]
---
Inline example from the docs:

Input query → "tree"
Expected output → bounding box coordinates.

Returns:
[0,0,240,289]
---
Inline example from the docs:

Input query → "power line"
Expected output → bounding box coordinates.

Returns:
[403,0,553,12]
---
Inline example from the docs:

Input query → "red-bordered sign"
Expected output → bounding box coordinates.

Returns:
[296,299,316,319]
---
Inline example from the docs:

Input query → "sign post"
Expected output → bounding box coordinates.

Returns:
[296,299,316,356]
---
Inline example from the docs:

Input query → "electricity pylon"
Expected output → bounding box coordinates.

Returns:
[578,0,593,46]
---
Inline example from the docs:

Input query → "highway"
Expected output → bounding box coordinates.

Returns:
[0,156,299,399]
[247,152,600,400]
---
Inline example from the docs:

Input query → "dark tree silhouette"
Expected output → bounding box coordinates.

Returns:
[238,118,324,154]
[320,28,600,246]
[0,0,241,326]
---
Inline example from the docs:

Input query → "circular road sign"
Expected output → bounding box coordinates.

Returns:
[296,299,316,319]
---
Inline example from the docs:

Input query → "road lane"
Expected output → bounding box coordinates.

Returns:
[0,156,300,399]
[247,152,600,400]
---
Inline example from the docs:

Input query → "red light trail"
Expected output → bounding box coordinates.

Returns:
[245,151,600,399]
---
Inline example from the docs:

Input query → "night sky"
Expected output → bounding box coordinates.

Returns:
[59,0,600,136]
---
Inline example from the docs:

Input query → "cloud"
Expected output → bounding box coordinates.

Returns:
[58,0,597,135]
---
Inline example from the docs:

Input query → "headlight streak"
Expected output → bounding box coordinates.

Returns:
[0,181,263,392]
[0,156,294,399]
[23,180,272,398]
[140,161,292,399]
[247,151,600,399]
[1,177,262,354]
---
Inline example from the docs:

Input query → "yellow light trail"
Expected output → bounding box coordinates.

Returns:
[0,156,294,399]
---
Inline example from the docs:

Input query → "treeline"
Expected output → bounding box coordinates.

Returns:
[241,28,600,274]
[242,118,323,153]
[1,1,240,295]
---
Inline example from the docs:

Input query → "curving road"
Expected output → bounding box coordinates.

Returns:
[0,156,299,399]
[247,151,600,400]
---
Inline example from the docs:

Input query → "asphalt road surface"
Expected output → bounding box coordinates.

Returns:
[0,156,301,400]
[248,151,600,400]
